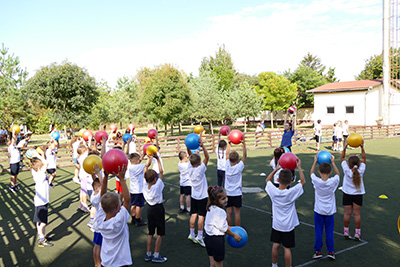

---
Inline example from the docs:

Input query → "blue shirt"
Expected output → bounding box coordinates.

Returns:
[281,130,294,147]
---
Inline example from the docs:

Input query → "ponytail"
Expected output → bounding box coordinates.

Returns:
[348,156,361,189]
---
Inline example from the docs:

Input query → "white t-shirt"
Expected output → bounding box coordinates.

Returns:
[143,178,164,206]
[78,152,92,190]
[151,152,164,174]
[188,162,208,200]
[94,205,131,267]
[341,161,366,195]
[342,123,349,136]
[335,126,343,139]
[128,142,136,154]
[178,162,191,187]
[46,148,57,169]
[90,192,101,232]
[32,168,49,206]
[72,141,80,158]
[311,174,340,215]
[8,144,20,164]
[216,145,227,171]
[224,161,245,196]
[128,163,145,194]
[269,159,281,185]
[265,181,304,232]
[204,205,228,236]
[314,124,322,136]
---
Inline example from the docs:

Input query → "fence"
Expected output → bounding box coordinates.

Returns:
[1,125,400,174]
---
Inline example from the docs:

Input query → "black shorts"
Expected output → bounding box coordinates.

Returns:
[226,195,242,208]
[190,197,208,216]
[147,203,165,236]
[130,193,145,207]
[315,135,321,143]
[342,192,363,206]
[205,233,225,262]
[33,204,48,224]
[180,186,191,196]
[10,163,20,176]
[46,168,56,175]
[270,228,295,248]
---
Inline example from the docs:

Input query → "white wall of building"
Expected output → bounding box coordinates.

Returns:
[389,87,400,124]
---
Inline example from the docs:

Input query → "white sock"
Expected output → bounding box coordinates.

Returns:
[198,230,203,239]
[146,251,152,256]
[153,252,159,258]
[180,205,184,209]
[190,228,195,237]
[187,207,191,212]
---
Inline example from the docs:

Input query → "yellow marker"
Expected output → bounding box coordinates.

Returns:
[378,194,388,199]
[397,216,400,234]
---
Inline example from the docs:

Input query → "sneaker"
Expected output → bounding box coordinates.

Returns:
[354,233,361,241]
[72,177,81,184]
[135,220,148,227]
[188,234,196,244]
[79,204,90,213]
[38,238,54,247]
[195,236,205,247]
[144,254,153,262]
[312,251,323,259]
[14,184,21,191]
[344,230,351,239]
[87,220,94,228]
[179,208,186,214]
[49,183,55,188]
[328,252,336,260]
[152,255,167,263]
[9,186,16,193]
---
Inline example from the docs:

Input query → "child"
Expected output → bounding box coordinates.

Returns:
[310,155,340,260]
[331,123,337,151]
[204,186,241,267]
[265,160,305,267]
[151,134,164,176]
[77,145,91,213]
[187,138,209,247]
[341,140,366,241]
[216,133,228,187]
[255,122,263,147]
[94,165,132,267]
[280,109,296,151]
[127,152,147,226]
[178,151,191,214]
[31,151,54,247]
[89,166,103,267]
[8,130,21,192]
[225,137,246,226]
[45,140,59,187]
[87,169,102,229]
[71,136,83,184]
[335,121,343,151]
[123,130,137,154]
[269,147,284,187]
[342,120,349,145]
[313,119,322,151]
[143,154,168,263]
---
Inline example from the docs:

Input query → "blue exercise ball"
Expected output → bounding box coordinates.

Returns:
[227,226,248,248]
[317,150,332,164]
[122,133,132,144]
[185,133,200,150]
[51,131,60,141]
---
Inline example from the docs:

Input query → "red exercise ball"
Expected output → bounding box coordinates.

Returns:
[278,152,298,171]
[128,123,135,131]
[109,123,117,132]
[220,126,230,136]
[82,130,93,141]
[228,130,244,145]
[95,130,108,143]
[102,149,128,175]
[143,143,154,155]
[147,129,158,139]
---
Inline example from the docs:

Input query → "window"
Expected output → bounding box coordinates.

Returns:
[327,107,335,114]
[346,106,354,114]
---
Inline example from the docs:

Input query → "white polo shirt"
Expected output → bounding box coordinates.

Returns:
[224,161,245,197]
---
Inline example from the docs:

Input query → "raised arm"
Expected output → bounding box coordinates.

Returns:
[241,136,247,164]
[101,171,109,197]
[100,136,107,158]
[331,155,340,176]
[117,165,130,210]
[297,159,305,186]
[360,140,366,164]
[310,155,318,175]
[200,138,209,166]
[341,141,347,162]
[284,110,289,124]
[266,166,280,183]
[153,154,163,180]
[144,155,152,173]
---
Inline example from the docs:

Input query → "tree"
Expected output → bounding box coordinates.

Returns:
[24,61,99,129]
[356,54,383,80]
[199,45,236,91]
[255,72,297,128]
[0,44,29,128]
[137,64,191,136]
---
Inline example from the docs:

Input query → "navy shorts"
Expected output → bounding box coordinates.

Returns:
[180,186,191,196]
[271,228,295,248]
[47,168,56,175]
[33,204,48,224]
[130,193,145,207]
[315,135,321,143]
[190,197,208,216]
[205,233,225,262]
[10,163,20,176]
[217,170,225,187]
[147,203,165,236]
[226,195,242,208]
[343,192,363,206]
[93,231,103,246]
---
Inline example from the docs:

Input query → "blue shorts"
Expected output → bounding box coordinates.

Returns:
[130,193,145,207]
[93,232,103,246]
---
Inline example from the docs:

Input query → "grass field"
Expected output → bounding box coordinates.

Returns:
[1,138,400,266]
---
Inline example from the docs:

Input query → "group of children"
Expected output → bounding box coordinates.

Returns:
[313,119,350,151]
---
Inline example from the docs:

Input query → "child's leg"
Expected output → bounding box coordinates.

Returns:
[131,204,136,218]
[93,244,101,267]
[343,205,352,227]
[147,235,154,253]
[179,194,185,210]
[325,215,335,252]
[186,195,191,211]
[197,215,205,231]
[135,206,142,220]
[314,212,323,251]
[10,174,17,187]
[271,242,280,264]
[226,207,233,226]
[283,246,292,267]
[353,203,361,229]
[154,235,163,253]
[37,222,46,239]
[233,207,241,226]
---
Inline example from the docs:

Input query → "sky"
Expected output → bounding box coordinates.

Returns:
[1,0,382,88]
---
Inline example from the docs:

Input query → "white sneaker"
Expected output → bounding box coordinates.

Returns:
[72,177,81,184]
[188,234,196,244]
[195,236,205,247]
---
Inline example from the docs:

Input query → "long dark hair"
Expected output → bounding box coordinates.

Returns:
[348,155,361,189]
[273,147,284,166]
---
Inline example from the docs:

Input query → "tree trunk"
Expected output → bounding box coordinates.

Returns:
[64,125,67,140]
[164,124,167,137]
[244,117,247,132]
[209,121,214,135]
[170,122,174,136]
[270,111,274,129]
[178,122,182,135]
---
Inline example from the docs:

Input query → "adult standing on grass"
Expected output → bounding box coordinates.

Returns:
[280,109,296,152]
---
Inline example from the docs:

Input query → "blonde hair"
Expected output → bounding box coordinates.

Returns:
[31,158,44,172]
[100,192,120,213]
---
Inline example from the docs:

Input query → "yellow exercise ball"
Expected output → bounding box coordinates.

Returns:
[79,129,86,137]
[147,145,158,156]
[10,125,20,134]
[83,155,103,174]
[194,125,204,134]
[347,133,363,148]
